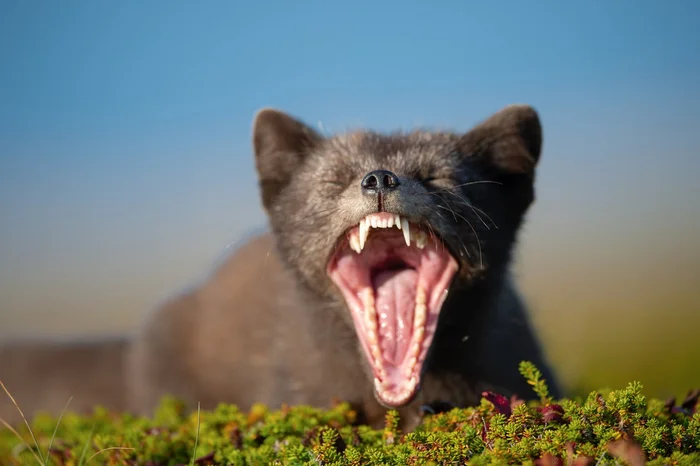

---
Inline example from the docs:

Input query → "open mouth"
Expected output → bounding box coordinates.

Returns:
[326,212,459,407]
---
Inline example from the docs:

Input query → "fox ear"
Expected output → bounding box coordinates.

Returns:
[460,104,542,176]
[252,108,323,211]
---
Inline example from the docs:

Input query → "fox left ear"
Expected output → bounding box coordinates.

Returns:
[460,104,543,176]
[252,108,324,211]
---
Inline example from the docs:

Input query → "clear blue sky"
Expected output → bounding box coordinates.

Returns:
[0,0,698,363]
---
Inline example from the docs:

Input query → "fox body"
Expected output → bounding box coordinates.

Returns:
[0,105,560,430]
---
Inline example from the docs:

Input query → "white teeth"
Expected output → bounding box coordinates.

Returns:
[349,234,361,254]
[374,377,385,392]
[410,340,422,357]
[374,376,419,405]
[413,287,427,342]
[363,292,376,334]
[359,219,369,250]
[402,218,410,246]
[415,286,426,306]
[351,214,429,253]
[414,305,426,327]
[404,354,418,376]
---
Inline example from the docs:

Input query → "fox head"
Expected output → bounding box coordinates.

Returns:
[251,105,543,407]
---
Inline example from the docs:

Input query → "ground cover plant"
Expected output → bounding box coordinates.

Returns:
[1,362,698,465]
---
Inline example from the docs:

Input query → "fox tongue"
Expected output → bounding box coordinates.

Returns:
[373,269,418,366]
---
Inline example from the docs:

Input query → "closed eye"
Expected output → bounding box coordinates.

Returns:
[323,179,347,187]
[422,176,454,190]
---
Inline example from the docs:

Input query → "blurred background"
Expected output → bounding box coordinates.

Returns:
[0,1,698,401]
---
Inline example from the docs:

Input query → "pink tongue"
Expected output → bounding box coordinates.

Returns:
[373,269,417,366]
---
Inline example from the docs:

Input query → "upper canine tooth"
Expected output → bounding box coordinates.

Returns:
[359,219,369,250]
[402,218,411,246]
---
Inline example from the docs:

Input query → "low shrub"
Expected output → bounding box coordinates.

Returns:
[1,362,698,465]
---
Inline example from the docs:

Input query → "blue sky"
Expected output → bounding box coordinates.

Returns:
[0,0,698,392]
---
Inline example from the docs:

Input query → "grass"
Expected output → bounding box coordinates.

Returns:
[0,362,698,465]
[0,380,134,466]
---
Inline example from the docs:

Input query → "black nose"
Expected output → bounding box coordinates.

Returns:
[361,169,400,195]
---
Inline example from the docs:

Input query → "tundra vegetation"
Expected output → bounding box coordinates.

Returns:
[1,362,698,465]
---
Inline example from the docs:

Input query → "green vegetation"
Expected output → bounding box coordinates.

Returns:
[1,362,698,465]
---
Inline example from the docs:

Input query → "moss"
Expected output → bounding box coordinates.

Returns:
[1,362,698,465]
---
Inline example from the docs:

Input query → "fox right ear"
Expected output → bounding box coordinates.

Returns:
[252,108,323,211]
[459,104,542,177]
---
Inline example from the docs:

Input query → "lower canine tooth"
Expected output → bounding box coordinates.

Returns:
[415,231,427,249]
[349,235,361,253]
